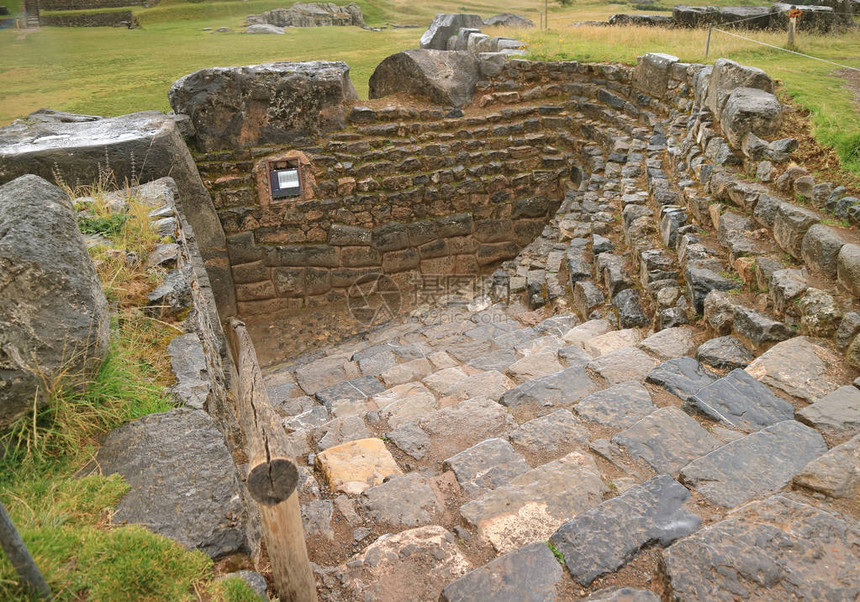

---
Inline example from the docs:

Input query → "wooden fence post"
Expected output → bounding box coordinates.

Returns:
[227,318,317,602]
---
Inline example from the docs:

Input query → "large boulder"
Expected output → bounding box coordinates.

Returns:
[0,175,109,429]
[369,49,480,108]
[248,2,365,28]
[791,0,856,26]
[771,3,840,32]
[720,87,782,147]
[169,61,358,152]
[706,58,774,118]
[95,408,256,558]
[0,110,236,317]
[420,13,484,50]
[632,52,679,99]
[483,13,535,28]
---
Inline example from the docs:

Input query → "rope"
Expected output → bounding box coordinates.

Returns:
[711,27,860,72]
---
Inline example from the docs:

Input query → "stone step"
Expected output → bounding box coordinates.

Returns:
[549,474,701,586]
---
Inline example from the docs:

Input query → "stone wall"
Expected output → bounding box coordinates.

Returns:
[40,0,148,9]
[41,9,135,26]
[196,93,587,316]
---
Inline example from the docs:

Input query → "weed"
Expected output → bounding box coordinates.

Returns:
[821,218,850,228]
[547,541,565,565]
[209,576,266,602]
[77,212,128,238]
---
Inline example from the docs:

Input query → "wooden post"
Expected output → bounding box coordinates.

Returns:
[787,8,801,50]
[227,318,317,602]
[0,501,52,599]
[545,0,548,29]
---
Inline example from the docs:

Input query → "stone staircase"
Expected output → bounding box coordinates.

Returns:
[242,57,860,599]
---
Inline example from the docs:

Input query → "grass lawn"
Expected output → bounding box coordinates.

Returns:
[0,0,857,166]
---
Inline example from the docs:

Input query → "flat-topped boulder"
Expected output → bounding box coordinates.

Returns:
[0,109,235,315]
[246,2,365,28]
[95,408,254,558]
[419,13,484,49]
[0,175,109,428]
[169,61,358,152]
[483,13,535,28]
[369,49,480,108]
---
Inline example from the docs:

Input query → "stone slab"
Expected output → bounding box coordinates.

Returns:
[440,542,563,602]
[461,452,608,553]
[797,385,860,443]
[745,336,843,402]
[793,433,860,499]
[499,366,599,409]
[574,382,657,429]
[588,347,660,385]
[549,475,701,586]
[679,420,826,507]
[443,438,530,498]
[687,368,795,432]
[646,357,719,400]
[663,495,860,600]
[508,409,590,455]
[315,438,402,496]
[638,327,698,360]
[358,473,444,528]
[612,407,721,476]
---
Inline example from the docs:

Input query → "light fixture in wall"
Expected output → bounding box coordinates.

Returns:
[269,161,302,199]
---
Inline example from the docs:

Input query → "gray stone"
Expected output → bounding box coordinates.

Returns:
[147,267,192,318]
[797,288,842,337]
[0,175,109,428]
[509,409,590,455]
[467,349,518,372]
[793,433,860,499]
[659,307,689,330]
[506,352,564,383]
[0,118,235,316]
[680,420,826,507]
[550,475,701,586]
[663,495,860,599]
[612,288,650,328]
[301,499,334,540]
[357,350,396,376]
[370,49,480,108]
[646,357,719,400]
[707,58,774,117]
[420,13,484,49]
[314,415,372,450]
[687,368,795,432]
[797,385,860,443]
[444,438,530,498]
[249,2,365,27]
[746,336,843,402]
[837,243,860,296]
[146,242,180,269]
[440,542,561,602]
[169,61,358,151]
[732,306,793,348]
[720,87,782,147]
[587,347,659,385]
[338,526,473,601]
[612,407,721,476]
[752,193,784,228]
[703,290,736,335]
[95,409,252,558]
[284,405,329,431]
[769,268,807,316]
[246,23,284,33]
[716,211,761,260]
[461,452,607,553]
[500,366,599,409]
[632,52,679,99]
[573,280,606,319]
[837,311,860,350]
[685,266,740,314]
[315,375,384,409]
[167,333,211,410]
[696,335,754,370]
[773,202,819,259]
[295,355,354,395]
[575,382,656,429]
[359,473,443,528]
[639,327,698,360]
[391,397,516,463]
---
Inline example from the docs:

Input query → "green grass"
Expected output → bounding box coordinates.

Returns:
[0,0,857,171]
[0,188,262,601]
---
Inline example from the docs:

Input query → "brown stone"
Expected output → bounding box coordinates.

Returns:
[315,438,402,496]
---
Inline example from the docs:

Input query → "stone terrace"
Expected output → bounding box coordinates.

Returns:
[250,54,860,600]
